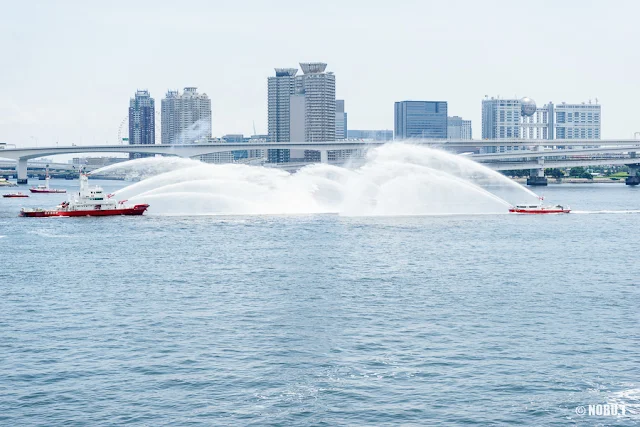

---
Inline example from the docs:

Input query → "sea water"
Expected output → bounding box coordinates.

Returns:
[1,149,639,425]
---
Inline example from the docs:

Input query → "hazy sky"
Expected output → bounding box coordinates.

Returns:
[1,0,639,149]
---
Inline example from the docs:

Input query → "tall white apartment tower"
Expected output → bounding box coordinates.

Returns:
[294,63,336,161]
[296,62,336,143]
[161,87,212,144]
[267,68,298,163]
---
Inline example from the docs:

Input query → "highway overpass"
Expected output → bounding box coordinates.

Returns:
[1,139,640,186]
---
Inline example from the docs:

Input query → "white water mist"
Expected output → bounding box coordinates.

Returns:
[94,143,540,216]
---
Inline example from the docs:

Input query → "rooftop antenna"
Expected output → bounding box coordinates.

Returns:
[253,120,257,136]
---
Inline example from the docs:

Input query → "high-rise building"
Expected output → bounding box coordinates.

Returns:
[521,102,554,140]
[447,116,472,140]
[481,97,522,140]
[329,99,353,161]
[128,90,155,159]
[161,87,211,145]
[482,96,601,141]
[289,92,306,160]
[268,63,337,162]
[555,102,601,139]
[394,101,448,139]
[267,68,297,163]
[296,63,336,161]
[297,63,336,142]
[336,99,347,140]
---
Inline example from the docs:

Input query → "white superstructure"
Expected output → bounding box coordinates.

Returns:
[63,174,119,211]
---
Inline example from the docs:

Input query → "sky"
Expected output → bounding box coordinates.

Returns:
[1,0,639,150]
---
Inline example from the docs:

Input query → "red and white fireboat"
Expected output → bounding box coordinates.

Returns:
[20,174,149,217]
[509,197,570,214]
[29,175,66,194]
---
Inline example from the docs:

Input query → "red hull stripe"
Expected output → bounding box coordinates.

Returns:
[509,209,570,214]
[21,205,149,217]
[58,208,147,216]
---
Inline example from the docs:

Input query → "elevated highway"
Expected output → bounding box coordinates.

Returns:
[1,139,639,185]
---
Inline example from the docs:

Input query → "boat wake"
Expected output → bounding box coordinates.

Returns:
[27,230,74,238]
[92,143,541,216]
[609,387,640,417]
[571,210,640,215]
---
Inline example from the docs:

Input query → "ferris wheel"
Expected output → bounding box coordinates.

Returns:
[117,116,128,144]
[118,111,161,144]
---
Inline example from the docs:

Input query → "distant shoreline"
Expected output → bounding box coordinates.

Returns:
[512,178,627,185]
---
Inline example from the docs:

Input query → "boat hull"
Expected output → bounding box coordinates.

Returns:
[29,189,67,193]
[3,194,29,198]
[509,208,570,214]
[20,204,149,217]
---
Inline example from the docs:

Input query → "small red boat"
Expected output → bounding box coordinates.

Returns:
[509,197,570,214]
[20,173,149,218]
[3,192,29,198]
[509,205,571,214]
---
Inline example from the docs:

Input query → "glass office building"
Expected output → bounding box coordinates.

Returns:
[394,101,448,139]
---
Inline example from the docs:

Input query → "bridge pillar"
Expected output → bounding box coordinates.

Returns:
[527,173,548,186]
[626,164,640,186]
[16,158,28,184]
[526,155,547,186]
[320,150,329,164]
